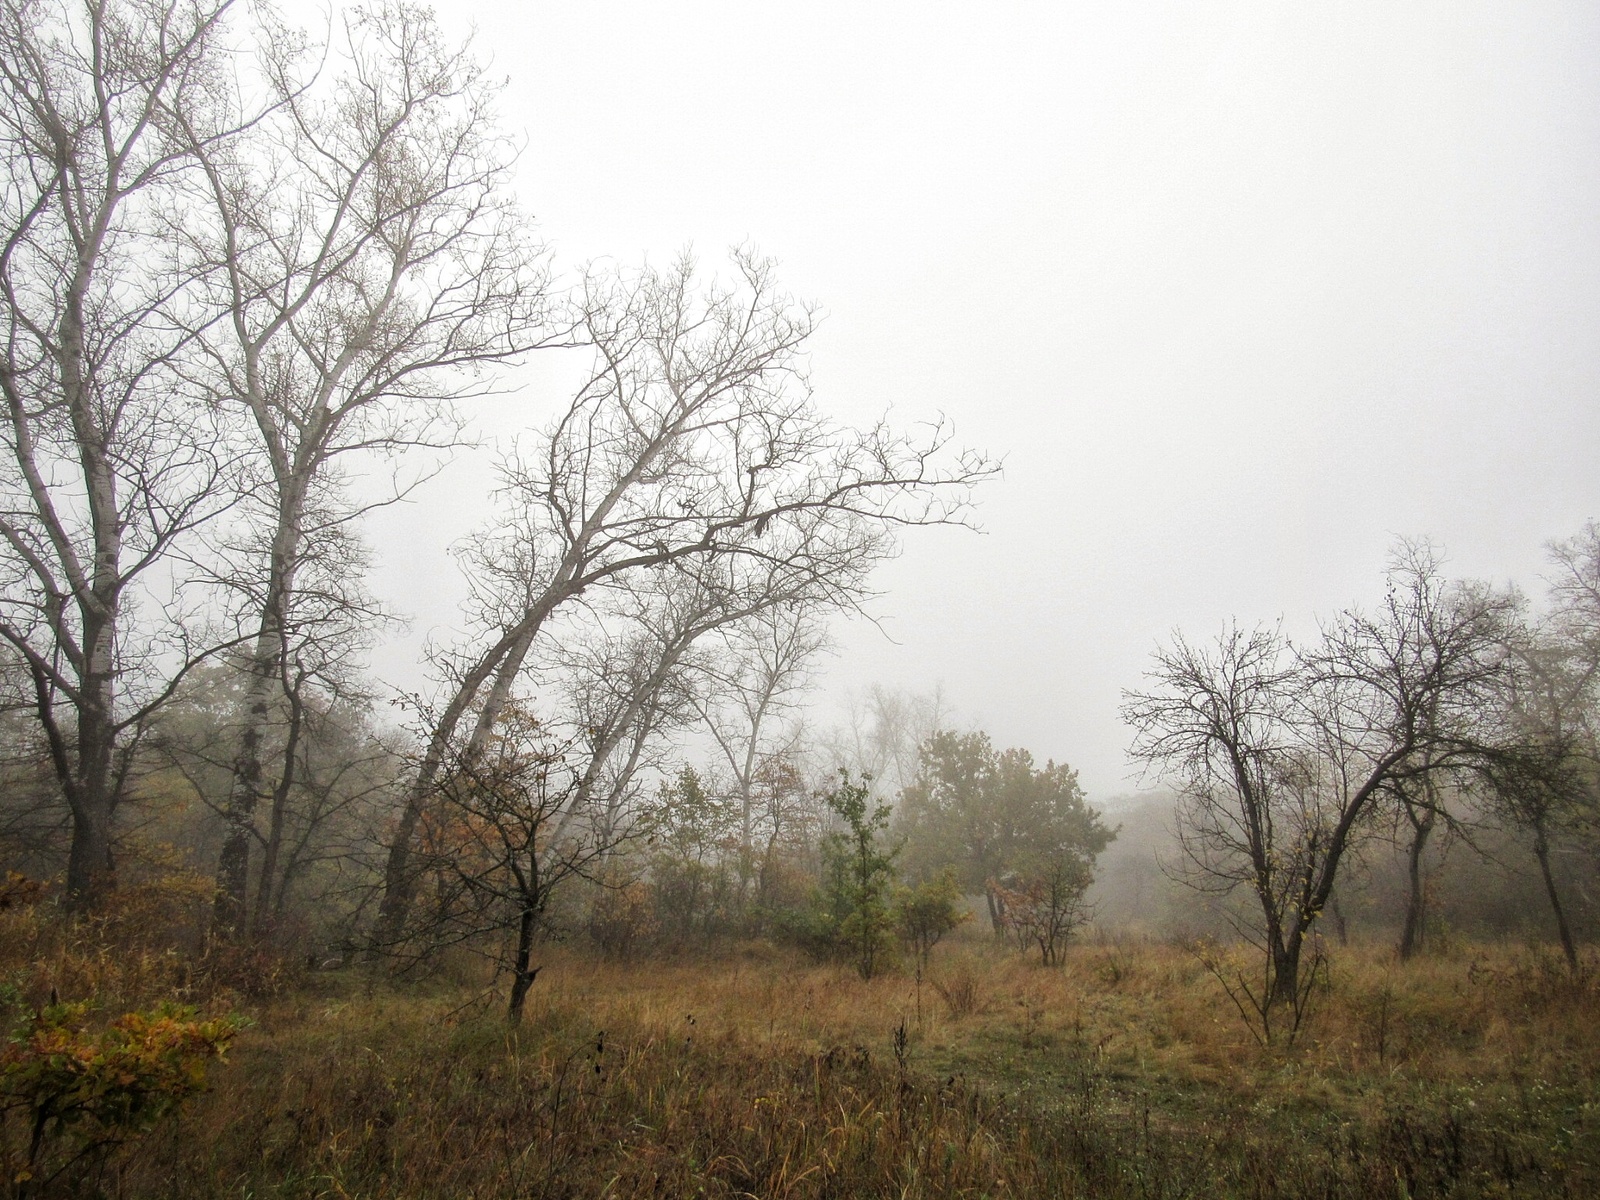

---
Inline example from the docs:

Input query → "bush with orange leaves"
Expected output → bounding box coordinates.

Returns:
[0,997,244,1196]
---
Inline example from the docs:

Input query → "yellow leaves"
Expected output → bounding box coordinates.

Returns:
[1,999,246,1148]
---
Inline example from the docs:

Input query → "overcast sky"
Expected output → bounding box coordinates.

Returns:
[363,1,1600,802]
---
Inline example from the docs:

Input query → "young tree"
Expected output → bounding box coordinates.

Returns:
[414,705,611,1023]
[0,0,253,906]
[380,550,842,961]
[893,867,966,969]
[816,772,898,981]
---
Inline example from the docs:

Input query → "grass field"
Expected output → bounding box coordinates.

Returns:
[3,916,1597,1198]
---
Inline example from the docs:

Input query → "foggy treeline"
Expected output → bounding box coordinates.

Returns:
[2,0,1598,1022]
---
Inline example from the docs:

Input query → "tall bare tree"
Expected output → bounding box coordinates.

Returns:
[179,0,551,931]
[372,251,998,947]
[0,0,255,906]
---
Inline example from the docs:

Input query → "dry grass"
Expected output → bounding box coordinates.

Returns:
[4,914,1599,1197]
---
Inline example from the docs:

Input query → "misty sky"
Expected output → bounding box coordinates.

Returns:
[364,1,1600,802]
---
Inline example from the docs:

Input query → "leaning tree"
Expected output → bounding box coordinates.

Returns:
[371,250,998,949]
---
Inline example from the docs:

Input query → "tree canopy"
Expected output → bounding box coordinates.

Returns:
[895,730,1114,929]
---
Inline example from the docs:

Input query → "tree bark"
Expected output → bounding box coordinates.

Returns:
[1270,936,1303,1009]
[507,848,543,1023]
[1399,806,1436,961]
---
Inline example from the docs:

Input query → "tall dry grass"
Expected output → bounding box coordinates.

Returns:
[3,906,1598,1197]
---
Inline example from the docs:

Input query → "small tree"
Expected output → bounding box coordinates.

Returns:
[816,773,899,980]
[413,706,615,1023]
[990,853,1094,965]
[893,867,967,969]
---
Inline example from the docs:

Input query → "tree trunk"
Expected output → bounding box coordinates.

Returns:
[1399,807,1435,961]
[507,903,540,1024]
[64,788,115,911]
[1533,824,1579,971]
[1327,893,1349,947]
[217,523,299,934]
[508,849,543,1023]
[64,626,118,910]
[60,268,123,911]
[984,883,1004,937]
[1270,931,1303,1010]
[215,644,274,933]
[250,683,304,938]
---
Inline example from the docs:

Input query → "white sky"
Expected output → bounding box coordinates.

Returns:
[364,0,1600,802]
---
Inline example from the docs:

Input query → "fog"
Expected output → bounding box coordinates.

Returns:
[362,0,1600,799]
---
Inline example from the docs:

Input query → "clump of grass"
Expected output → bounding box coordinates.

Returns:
[931,962,982,1020]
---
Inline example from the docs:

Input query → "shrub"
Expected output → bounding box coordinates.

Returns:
[990,852,1095,965]
[588,878,658,959]
[893,869,968,968]
[0,996,243,1196]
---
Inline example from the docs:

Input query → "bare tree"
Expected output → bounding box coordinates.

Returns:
[693,602,828,910]
[416,705,608,1023]
[1125,547,1513,1035]
[175,0,552,932]
[371,250,998,947]
[824,684,949,803]
[0,0,261,906]
[1487,527,1600,969]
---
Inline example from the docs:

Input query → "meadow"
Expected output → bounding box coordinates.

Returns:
[1,905,1595,1199]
